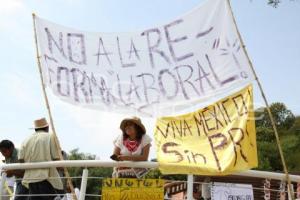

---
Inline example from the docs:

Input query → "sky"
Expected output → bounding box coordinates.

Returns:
[0,0,299,161]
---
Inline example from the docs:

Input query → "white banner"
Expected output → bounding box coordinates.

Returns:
[211,182,254,200]
[35,0,254,116]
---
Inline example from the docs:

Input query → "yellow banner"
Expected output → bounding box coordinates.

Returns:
[102,178,165,200]
[154,85,257,175]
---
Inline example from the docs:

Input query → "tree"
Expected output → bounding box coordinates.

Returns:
[255,102,300,172]
[255,102,295,131]
[67,149,113,200]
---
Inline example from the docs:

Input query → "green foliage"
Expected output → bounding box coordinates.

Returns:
[256,141,282,171]
[68,148,96,160]
[289,116,300,133]
[145,168,162,179]
[256,126,274,142]
[255,103,300,172]
[67,149,113,200]
[255,102,295,130]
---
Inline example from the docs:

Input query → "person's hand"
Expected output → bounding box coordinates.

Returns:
[117,155,130,161]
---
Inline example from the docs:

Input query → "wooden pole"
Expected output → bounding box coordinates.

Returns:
[226,1,295,199]
[32,13,78,200]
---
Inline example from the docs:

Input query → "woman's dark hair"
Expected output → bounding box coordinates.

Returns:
[122,123,145,142]
[0,140,14,150]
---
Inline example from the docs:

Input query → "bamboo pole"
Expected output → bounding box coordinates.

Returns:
[32,13,77,200]
[226,1,295,199]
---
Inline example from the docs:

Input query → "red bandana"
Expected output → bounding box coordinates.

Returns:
[123,139,140,152]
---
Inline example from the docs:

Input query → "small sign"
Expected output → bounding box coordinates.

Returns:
[211,182,254,200]
[102,178,164,200]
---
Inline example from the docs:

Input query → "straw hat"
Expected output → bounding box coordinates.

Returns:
[33,118,49,129]
[120,117,146,134]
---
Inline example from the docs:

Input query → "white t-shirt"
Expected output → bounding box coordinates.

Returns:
[113,134,152,156]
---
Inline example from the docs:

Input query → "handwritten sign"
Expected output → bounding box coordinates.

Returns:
[211,182,254,200]
[102,178,164,200]
[154,85,257,175]
[35,0,254,116]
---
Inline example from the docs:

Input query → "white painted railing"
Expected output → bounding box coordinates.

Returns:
[1,160,300,200]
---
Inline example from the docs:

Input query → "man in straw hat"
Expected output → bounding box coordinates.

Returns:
[18,118,63,200]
